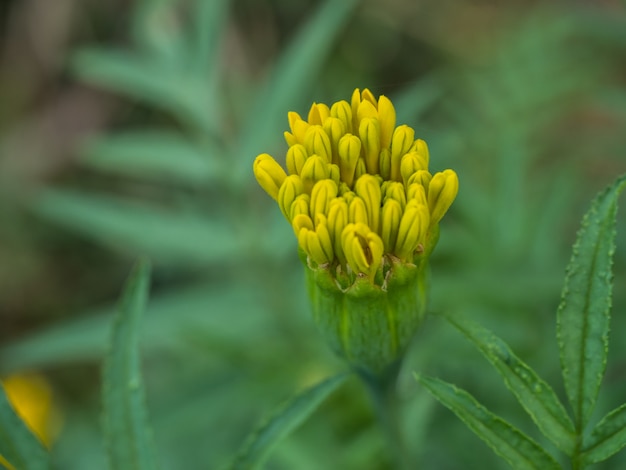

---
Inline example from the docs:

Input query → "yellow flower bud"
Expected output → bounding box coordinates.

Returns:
[310,180,338,221]
[428,169,459,225]
[323,117,346,165]
[300,155,329,192]
[381,198,403,253]
[288,111,309,144]
[377,95,396,149]
[348,196,368,226]
[342,190,356,205]
[407,169,432,191]
[341,223,384,278]
[292,213,314,244]
[284,131,297,147]
[400,151,428,187]
[390,125,415,182]
[290,194,310,220]
[253,153,287,200]
[354,157,367,182]
[337,134,361,187]
[395,200,430,261]
[327,198,349,264]
[361,88,377,106]
[299,214,334,265]
[329,163,341,186]
[379,148,391,180]
[330,100,353,134]
[359,118,381,174]
[354,174,382,233]
[383,181,407,210]
[304,125,332,164]
[308,102,330,125]
[278,175,304,220]
[356,100,378,123]
[407,183,427,206]
[286,144,308,176]
[412,138,430,167]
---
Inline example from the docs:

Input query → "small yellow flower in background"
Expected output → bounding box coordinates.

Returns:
[254,88,458,376]
[2,373,60,448]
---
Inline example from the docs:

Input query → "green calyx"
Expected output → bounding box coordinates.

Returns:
[305,256,429,376]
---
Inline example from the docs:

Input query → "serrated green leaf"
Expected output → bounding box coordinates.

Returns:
[416,374,561,470]
[81,131,223,186]
[581,403,626,465]
[229,373,349,470]
[71,49,215,132]
[444,313,575,455]
[0,383,49,470]
[103,259,159,470]
[237,0,360,173]
[557,174,626,428]
[33,189,241,266]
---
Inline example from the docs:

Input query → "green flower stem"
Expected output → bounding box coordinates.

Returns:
[358,364,413,470]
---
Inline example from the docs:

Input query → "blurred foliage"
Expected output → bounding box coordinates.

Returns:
[1,0,626,468]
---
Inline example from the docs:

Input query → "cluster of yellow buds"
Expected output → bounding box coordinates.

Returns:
[254,88,458,375]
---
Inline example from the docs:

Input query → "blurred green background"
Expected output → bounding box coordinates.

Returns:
[1,0,626,468]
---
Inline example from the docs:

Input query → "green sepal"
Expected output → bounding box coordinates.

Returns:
[306,258,428,376]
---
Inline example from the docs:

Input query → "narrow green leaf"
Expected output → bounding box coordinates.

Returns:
[71,49,215,132]
[581,403,626,465]
[0,383,49,470]
[103,259,159,470]
[33,189,242,266]
[237,0,360,169]
[0,282,280,372]
[81,131,223,186]
[191,0,230,74]
[557,174,626,428]
[416,374,561,470]
[444,313,576,455]
[230,373,349,470]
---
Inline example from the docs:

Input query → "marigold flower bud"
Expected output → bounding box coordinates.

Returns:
[390,125,415,181]
[377,95,396,150]
[323,117,346,165]
[278,175,304,220]
[381,198,402,253]
[300,155,329,192]
[330,100,353,134]
[298,214,334,265]
[359,118,381,174]
[290,194,310,220]
[253,88,458,375]
[308,102,330,125]
[286,144,308,176]
[310,180,338,221]
[400,152,428,187]
[327,198,349,264]
[253,153,287,200]
[355,174,382,233]
[395,200,430,261]
[341,223,384,279]
[337,134,361,188]
[288,111,309,144]
[304,125,332,164]
[429,169,459,225]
